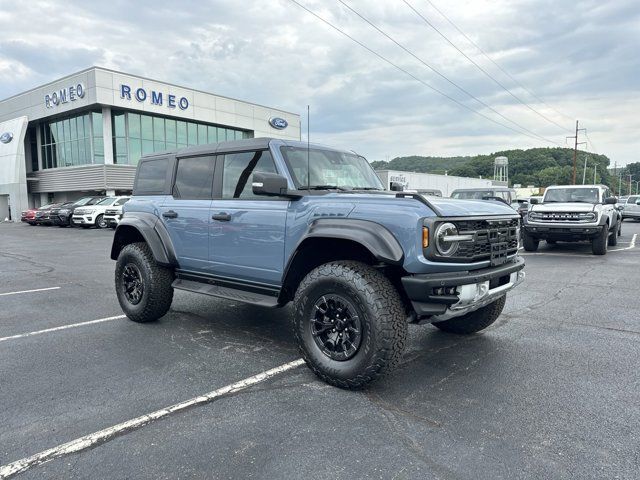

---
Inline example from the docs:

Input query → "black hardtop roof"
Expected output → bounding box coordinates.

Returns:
[139,137,356,160]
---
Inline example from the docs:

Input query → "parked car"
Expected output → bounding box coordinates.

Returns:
[523,184,620,255]
[103,197,131,228]
[621,195,640,221]
[73,196,129,228]
[450,187,517,205]
[34,203,62,225]
[21,208,38,225]
[111,138,525,389]
[51,196,105,227]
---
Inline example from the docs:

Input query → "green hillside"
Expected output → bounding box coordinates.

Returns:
[371,148,614,190]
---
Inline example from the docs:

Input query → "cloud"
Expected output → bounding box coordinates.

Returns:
[0,0,637,165]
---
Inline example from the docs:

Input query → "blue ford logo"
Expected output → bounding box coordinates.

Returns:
[269,117,288,130]
[0,132,13,144]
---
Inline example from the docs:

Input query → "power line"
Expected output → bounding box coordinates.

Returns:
[336,0,560,146]
[288,0,560,146]
[403,0,573,134]
[423,0,574,123]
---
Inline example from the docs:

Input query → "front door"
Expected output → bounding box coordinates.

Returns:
[159,155,216,272]
[209,150,288,286]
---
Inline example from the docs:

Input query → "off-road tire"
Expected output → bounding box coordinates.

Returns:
[95,214,107,229]
[592,225,608,255]
[115,242,174,323]
[293,261,407,389]
[432,295,507,335]
[523,232,539,252]
[609,223,619,246]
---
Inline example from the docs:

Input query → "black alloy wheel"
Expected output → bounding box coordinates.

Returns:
[122,263,144,305]
[311,294,363,361]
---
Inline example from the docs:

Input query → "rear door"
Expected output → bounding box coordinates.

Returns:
[159,155,216,272]
[209,149,288,285]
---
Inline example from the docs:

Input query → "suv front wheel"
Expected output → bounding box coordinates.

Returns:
[115,242,174,322]
[293,261,407,389]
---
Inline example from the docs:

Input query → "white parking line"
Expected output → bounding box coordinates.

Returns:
[0,358,305,478]
[0,286,60,297]
[610,233,637,252]
[0,315,126,343]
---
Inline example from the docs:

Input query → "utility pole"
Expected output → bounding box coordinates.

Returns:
[629,174,633,196]
[619,174,623,196]
[567,121,587,185]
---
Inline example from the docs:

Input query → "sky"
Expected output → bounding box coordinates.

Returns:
[0,0,638,165]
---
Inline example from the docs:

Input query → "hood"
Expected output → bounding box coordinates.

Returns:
[532,203,595,213]
[427,197,517,217]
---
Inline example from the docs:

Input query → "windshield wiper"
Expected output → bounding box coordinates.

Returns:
[303,185,350,191]
[352,187,383,191]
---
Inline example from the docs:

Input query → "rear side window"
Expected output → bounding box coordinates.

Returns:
[114,197,130,206]
[628,196,639,203]
[173,156,215,199]
[135,158,169,194]
[222,150,277,199]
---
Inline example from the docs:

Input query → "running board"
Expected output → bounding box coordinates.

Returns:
[172,278,280,308]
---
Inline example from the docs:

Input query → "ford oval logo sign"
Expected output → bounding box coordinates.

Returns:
[0,132,13,144]
[269,117,288,130]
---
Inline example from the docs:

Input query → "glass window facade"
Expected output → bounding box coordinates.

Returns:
[113,110,253,166]
[37,109,254,170]
[40,112,102,169]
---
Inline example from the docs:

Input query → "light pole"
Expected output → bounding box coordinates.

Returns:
[634,181,640,195]
[582,156,588,185]
[593,164,598,184]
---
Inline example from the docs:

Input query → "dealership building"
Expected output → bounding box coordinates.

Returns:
[0,66,300,219]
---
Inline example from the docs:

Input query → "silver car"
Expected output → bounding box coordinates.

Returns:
[621,195,640,221]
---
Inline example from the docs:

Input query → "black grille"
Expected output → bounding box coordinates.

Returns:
[443,218,519,262]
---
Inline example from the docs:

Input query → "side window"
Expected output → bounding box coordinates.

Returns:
[173,156,215,199]
[114,197,129,206]
[222,150,277,199]
[135,158,169,194]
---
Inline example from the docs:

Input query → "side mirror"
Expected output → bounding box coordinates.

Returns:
[252,172,289,197]
[604,197,617,205]
[390,182,404,192]
[530,198,539,204]
[636,199,640,205]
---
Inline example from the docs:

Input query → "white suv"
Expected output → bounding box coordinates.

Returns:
[103,197,130,228]
[73,196,130,229]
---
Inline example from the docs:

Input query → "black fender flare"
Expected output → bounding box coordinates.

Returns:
[110,212,178,267]
[290,218,404,267]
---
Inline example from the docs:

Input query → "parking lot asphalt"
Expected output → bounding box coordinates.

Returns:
[1,221,639,479]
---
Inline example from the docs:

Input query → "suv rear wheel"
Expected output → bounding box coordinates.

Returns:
[115,242,174,322]
[293,261,407,389]
[432,295,506,334]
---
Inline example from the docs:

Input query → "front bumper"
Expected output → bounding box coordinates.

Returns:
[104,215,122,226]
[402,257,525,321]
[72,215,94,225]
[523,224,604,240]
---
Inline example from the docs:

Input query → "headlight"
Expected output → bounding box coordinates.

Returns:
[580,212,597,222]
[435,222,460,256]
[528,212,543,222]
[84,209,95,214]
[59,209,69,214]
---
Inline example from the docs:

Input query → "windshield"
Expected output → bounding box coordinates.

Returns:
[73,197,94,206]
[544,188,599,203]
[96,197,117,206]
[280,146,384,190]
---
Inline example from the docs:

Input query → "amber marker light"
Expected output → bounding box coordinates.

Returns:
[422,226,429,248]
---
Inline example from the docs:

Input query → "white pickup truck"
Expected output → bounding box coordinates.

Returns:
[522,185,621,255]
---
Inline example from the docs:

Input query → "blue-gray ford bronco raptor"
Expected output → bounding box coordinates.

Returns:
[111,138,525,388]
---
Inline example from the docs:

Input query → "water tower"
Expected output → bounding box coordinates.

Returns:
[494,156,509,184]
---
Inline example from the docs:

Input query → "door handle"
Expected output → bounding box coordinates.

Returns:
[162,210,178,219]
[212,212,231,221]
